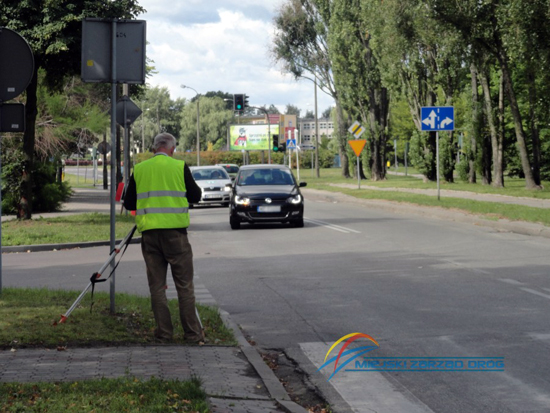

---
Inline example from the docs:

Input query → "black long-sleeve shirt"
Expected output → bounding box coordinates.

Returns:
[123,161,201,211]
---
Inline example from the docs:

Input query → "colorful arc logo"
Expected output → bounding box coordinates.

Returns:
[318,333,380,381]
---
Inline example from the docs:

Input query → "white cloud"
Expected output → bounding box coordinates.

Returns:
[138,0,335,116]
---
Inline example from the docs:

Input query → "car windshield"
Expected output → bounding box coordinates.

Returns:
[221,165,239,174]
[237,169,295,186]
[192,169,229,180]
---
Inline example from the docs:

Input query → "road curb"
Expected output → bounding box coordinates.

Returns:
[218,309,308,413]
[303,188,550,239]
[2,237,141,254]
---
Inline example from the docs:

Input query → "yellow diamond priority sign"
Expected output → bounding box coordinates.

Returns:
[348,139,367,157]
[348,120,365,138]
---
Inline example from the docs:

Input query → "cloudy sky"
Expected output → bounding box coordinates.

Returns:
[137,0,335,116]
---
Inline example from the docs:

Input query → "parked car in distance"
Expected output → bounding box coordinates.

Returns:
[228,164,306,229]
[216,163,240,180]
[190,166,232,207]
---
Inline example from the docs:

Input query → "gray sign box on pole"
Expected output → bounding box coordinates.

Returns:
[81,19,146,84]
[0,103,25,132]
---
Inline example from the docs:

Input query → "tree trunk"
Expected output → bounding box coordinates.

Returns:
[469,64,481,184]
[335,101,351,178]
[527,66,541,186]
[480,69,503,187]
[496,72,505,187]
[367,86,389,181]
[19,64,39,220]
[497,47,539,189]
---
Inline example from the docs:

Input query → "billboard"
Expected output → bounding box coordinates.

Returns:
[229,124,280,151]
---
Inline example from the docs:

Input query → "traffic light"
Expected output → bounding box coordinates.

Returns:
[234,94,245,112]
[244,95,249,109]
[279,140,286,152]
[272,134,279,151]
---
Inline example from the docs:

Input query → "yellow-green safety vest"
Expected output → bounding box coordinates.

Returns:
[134,155,190,232]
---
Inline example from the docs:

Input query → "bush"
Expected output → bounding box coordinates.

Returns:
[1,153,72,215]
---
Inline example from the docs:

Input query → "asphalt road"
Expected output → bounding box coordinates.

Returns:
[4,190,550,412]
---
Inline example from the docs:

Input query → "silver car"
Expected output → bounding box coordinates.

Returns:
[190,166,232,207]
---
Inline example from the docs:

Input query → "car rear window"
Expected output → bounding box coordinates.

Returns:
[221,165,239,173]
[192,169,230,180]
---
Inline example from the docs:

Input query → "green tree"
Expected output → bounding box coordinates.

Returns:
[285,104,301,117]
[303,110,315,119]
[179,97,233,153]
[329,0,390,180]
[426,0,541,189]
[0,0,144,219]
[272,0,352,178]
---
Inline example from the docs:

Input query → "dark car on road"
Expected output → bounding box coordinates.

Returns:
[228,164,306,229]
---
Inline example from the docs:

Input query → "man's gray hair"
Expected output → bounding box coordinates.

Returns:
[152,133,177,151]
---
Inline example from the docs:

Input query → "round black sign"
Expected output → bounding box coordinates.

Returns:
[97,141,111,155]
[0,28,35,102]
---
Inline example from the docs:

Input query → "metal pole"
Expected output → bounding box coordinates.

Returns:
[357,156,361,189]
[405,145,408,176]
[296,145,300,182]
[268,118,271,165]
[0,106,3,294]
[196,98,200,166]
[394,139,398,171]
[123,92,129,187]
[314,78,320,178]
[109,20,117,314]
[436,131,440,201]
[141,102,145,152]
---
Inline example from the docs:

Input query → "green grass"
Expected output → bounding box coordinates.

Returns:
[0,376,209,412]
[1,213,136,246]
[308,184,550,226]
[297,168,550,227]
[303,168,550,198]
[0,288,236,349]
[63,173,105,188]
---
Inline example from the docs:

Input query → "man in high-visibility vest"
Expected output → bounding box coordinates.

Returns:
[124,133,203,343]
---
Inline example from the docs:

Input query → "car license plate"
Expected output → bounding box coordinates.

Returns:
[203,194,220,199]
[257,205,280,213]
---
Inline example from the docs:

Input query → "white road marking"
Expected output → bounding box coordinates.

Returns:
[305,218,361,234]
[300,342,434,413]
[520,288,550,301]
[498,279,525,286]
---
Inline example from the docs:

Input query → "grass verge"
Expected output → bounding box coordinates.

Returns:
[2,213,136,247]
[0,376,209,412]
[306,184,550,227]
[304,168,550,198]
[0,288,236,349]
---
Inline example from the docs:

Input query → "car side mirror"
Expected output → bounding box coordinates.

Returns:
[299,182,307,187]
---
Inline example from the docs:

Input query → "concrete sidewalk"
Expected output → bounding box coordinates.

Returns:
[0,187,306,412]
[0,309,304,413]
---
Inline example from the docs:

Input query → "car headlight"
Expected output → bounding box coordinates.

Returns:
[234,195,250,206]
[287,194,302,204]
[224,185,231,192]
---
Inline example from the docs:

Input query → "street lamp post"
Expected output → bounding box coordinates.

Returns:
[181,85,201,166]
[250,106,271,164]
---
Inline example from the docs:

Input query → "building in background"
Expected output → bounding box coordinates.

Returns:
[297,117,335,150]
